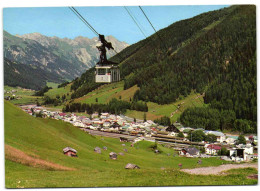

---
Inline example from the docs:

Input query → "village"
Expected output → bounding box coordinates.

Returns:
[19,104,258,163]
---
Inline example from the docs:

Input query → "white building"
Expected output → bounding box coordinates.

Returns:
[205,144,221,155]
[205,131,226,143]
[100,113,109,119]
[229,144,254,161]
[225,136,237,144]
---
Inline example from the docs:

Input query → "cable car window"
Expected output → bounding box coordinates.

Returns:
[97,69,106,75]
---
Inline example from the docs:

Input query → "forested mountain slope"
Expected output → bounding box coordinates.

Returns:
[4,58,63,90]
[70,5,236,98]
[65,5,256,133]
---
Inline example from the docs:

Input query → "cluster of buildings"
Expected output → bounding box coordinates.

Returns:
[20,104,258,162]
[20,105,158,136]
[4,89,22,100]
[179,143,257,162]
[174,125,258,162]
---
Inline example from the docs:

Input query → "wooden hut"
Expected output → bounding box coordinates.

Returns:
[125,163,140,169]
[63,147,77,157]
[94,147,102,154]
[109,152,117,160]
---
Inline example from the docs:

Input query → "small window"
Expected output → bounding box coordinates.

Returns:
[97,69,106,75]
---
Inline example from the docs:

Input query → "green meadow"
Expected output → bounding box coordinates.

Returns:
[4,101,257,188]
[46,82,59,89]
[44,83,73,99]
[4,86,39,105]
[68,81,206,122]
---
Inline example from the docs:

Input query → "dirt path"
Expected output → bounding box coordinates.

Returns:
[181,163,258,175]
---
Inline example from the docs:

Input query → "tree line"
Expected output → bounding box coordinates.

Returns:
[180,107,256,133]
[62,98,148,114]
[34,86,52,96]
[58,81,70,88]
[154,116,171,126]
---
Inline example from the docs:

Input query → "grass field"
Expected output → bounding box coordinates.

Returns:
[4,86,39,105]
[4,101,257,188]
[46,82,60,89]
[124,91,206,122]
[45,83,73,99]
[70,81,206,122]
[74,81,139,104]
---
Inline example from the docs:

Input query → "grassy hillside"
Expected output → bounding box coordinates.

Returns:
[46,82,59,89]
[68,81,205,121]
[74,81,138,103]
[126,91,205,122]
[45,82,73,99]
[64,5,256,133]
[42,79,205,121]
[5,101,257,188]
[4,85,40,105]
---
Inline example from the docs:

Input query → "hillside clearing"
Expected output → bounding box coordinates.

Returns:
[46,82,59,89]
[69,80,206,122]
[45,83,73,99]
[125,91,206,122]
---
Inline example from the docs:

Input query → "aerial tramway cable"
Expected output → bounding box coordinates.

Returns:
[69,6,123,61]
[69,7,99,36]
[137,6,205,108]
[69,6,123,83]
[127,7,148,37]
[139,6,168,50]
[124,6,178,112]
[124,6,147,38]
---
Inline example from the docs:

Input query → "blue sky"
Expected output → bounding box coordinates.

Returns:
[3,5,229,44]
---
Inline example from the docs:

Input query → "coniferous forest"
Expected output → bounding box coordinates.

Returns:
[62,98,148,114]
[4,58,63,90]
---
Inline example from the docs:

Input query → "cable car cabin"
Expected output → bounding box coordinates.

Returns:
[95,34,120,83]
[95,65,120,83]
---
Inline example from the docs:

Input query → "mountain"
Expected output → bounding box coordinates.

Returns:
[69,5,256,133]
[4,58,63,90]
[3,31,128,83]
[70,5,239,98]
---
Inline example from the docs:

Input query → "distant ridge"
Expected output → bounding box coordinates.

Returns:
[4,30,128,88]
